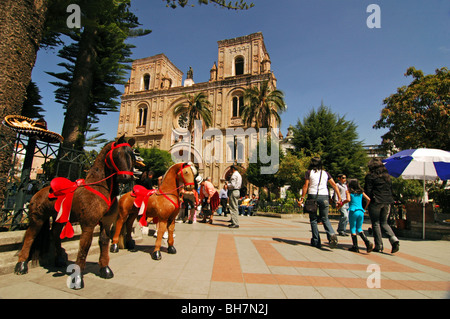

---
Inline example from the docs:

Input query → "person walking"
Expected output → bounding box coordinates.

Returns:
[364,158,400,253]
[198,176,219,224]
[219,183,229,217]
[341,179,373,253]
[227,165,242,228]
[298,157,342,248]
[335,174,349,236]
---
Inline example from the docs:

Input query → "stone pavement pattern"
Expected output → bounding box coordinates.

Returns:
[0,215,449,299]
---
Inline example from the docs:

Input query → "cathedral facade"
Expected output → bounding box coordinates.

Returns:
[116,32,278,188]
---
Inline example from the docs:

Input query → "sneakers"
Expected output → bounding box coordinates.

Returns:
[329,234,338,248]
[391,241,400,254]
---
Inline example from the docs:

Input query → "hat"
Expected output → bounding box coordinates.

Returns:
[2,115,63,144]
[195,175,203,184]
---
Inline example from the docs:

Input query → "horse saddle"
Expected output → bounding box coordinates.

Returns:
[48,177,85,239]
[131,185,157,227]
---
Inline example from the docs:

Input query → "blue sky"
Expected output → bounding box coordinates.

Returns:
[31,0,450,148]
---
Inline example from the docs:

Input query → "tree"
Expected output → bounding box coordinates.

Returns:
[21,82,45,119]
[0,0,49,207]
[246,137,284,200]
[374,67,449,151]
[241,81,286,130]
[164,0,254,10]
[292,104,368,181]
[47,24,146,148]
[173,92,213,134]
[83,124,109,149]
[58,0,151,150]
[276,151,311,196]
[138,147,174,182]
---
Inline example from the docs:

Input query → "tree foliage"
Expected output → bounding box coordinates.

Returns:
[164,0,254,10]
[241,81,287,130]
[173,92,213,134]
[21,82,45,119]
[246,137,284,196]
[374,67,449,151]
[275,151,311,196]
[138,147,174,180]
[47,0,151,150]
[291,104,368,181]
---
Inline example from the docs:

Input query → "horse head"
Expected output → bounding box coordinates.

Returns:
[105,135,136,183]
[176,162,197,191]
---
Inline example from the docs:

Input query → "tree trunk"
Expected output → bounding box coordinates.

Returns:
[0,0,48,208]
[61,25,98,150]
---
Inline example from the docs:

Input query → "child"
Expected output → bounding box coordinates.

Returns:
[341,179,373,253]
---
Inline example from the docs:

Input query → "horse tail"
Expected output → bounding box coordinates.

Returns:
[29,218,52,265]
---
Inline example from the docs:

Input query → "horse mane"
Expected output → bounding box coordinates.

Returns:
[160,162,183,185]
[85,141,114,182]
[159,162,196,186]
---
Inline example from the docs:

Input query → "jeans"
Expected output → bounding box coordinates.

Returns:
[308,194,336,247]
[337,205,349,233]
[368,203,398,249]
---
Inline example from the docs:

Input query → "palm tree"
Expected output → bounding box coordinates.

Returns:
[241,81,286,130]
[173,92,213,134]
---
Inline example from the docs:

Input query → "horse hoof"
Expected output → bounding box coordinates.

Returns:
[99,266,114,279]
[151,250,162,260]
[167,246,177,254]
[110,243,119,253]
[14,261,28,275]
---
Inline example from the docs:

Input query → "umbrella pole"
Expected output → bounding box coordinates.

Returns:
[423,166,425,240]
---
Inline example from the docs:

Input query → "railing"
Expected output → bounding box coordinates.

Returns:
[0,133,95,231]
[257,199,341,215]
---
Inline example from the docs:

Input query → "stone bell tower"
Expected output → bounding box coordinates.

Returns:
[215,32,271,80]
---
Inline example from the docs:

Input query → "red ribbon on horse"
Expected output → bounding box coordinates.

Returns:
[132,185,157,227]
[48,177,86,239]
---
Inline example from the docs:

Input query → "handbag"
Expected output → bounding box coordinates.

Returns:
[303,170,322,214]
[303,199,318,213]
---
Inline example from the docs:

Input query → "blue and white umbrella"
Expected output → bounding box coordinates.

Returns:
[383,148,450,181]
[383,148,450,239]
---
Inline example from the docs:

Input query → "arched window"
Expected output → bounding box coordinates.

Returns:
[143,74,150,90]
[235,56,244,76]
[232,95,244,117]
[138,107,148,126]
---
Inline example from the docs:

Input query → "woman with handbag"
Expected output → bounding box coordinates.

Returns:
[298,157,342,249]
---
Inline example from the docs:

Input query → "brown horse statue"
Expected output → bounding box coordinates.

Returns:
[14,135,135,289]
[110,162,197,260]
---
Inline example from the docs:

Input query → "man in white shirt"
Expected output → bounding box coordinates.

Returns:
[227,165,242,228]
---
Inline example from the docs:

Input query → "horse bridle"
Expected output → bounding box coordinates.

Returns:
[154,163,196,209]
[82,142,134,208]
[105,142,134,177]
[177,163,195,187]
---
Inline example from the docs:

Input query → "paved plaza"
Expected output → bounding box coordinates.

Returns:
[0,214,449,302]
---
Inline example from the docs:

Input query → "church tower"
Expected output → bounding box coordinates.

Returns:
[215,32,271,80]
